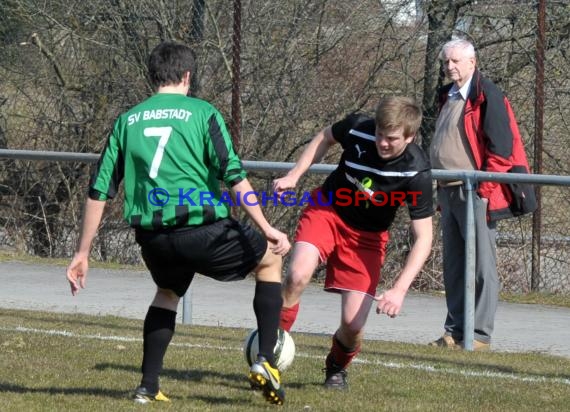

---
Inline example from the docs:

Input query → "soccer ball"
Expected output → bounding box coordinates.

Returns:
[243,328,296,371]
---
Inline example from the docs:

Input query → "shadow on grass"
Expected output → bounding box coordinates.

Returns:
[94,362,310,390]
[0,382,266,406]
[0,310,141,334]
[95,362,243,382]
[184,394,254,406]
[0,308,249,341]
[0,381,128,398]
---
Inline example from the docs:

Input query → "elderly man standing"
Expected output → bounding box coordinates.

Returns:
[429,38,528,351]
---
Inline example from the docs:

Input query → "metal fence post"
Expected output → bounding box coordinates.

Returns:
[463,176,476,351]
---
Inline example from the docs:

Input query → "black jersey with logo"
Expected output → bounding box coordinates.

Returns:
[322,113,434,232]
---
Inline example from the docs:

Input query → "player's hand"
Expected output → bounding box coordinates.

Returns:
[272,174,298,196]
[264,227,291,256]
[374,288,406,318]
[66,253,89,296]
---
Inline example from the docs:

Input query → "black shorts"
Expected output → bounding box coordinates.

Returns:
[135,218,267,297]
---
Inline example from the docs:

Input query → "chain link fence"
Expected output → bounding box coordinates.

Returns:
[1,0,569,292]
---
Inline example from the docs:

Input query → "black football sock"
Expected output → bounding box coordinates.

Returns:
[253,281,283,367]
[140,306,176,394]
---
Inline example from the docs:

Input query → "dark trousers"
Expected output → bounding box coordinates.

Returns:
[438,185,499,343]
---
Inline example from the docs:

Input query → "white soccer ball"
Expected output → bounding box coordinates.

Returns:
[243,328,296,371]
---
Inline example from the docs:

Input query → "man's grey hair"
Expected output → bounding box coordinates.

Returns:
[440,39,476,60]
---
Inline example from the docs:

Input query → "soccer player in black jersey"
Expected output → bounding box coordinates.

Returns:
[275,96,434,389]
[66,41,290,405]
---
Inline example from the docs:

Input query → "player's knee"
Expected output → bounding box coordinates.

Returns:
[285,267,312,292]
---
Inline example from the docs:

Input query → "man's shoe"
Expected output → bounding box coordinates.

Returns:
[428,335,460,349]
[461,339,491,351]
[248,356,285,405]
[132,386,171,404]
[324,367,348,390]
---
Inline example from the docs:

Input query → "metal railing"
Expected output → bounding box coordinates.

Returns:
[2,149,570,350]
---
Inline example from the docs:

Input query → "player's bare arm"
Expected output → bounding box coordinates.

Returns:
[375,216,433,317]
[231,178,291,256]
[66,198,107,295]
[273,126,337,195]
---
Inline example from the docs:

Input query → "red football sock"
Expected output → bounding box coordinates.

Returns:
[279,303,300,332]
[326,333,360,370]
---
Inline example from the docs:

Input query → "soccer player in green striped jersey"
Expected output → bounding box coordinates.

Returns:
[66,41,290,406]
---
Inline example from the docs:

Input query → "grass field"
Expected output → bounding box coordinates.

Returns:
[1,309,569,411]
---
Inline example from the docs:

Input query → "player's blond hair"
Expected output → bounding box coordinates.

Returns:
[375,96,422,139]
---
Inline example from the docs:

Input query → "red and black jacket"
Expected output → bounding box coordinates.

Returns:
[438,69,533,221]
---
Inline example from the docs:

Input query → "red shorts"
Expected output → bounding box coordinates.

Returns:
[295,189,389,297]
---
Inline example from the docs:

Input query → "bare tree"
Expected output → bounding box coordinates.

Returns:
[1,0,569,291]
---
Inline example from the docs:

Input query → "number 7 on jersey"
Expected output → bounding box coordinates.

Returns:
[144,126,173,178]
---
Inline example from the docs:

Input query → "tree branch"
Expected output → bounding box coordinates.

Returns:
[30,32,82,92]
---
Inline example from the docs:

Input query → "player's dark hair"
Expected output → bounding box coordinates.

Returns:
[148,41,196,89]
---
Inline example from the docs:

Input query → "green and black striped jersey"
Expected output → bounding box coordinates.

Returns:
[89,93,246,230]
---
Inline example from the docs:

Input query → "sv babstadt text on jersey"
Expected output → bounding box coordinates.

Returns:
[128,108,193,125]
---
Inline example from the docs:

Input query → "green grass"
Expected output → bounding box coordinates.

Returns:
[500,291,570,308]
[0,250,146,271]
[0,309,569,411]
